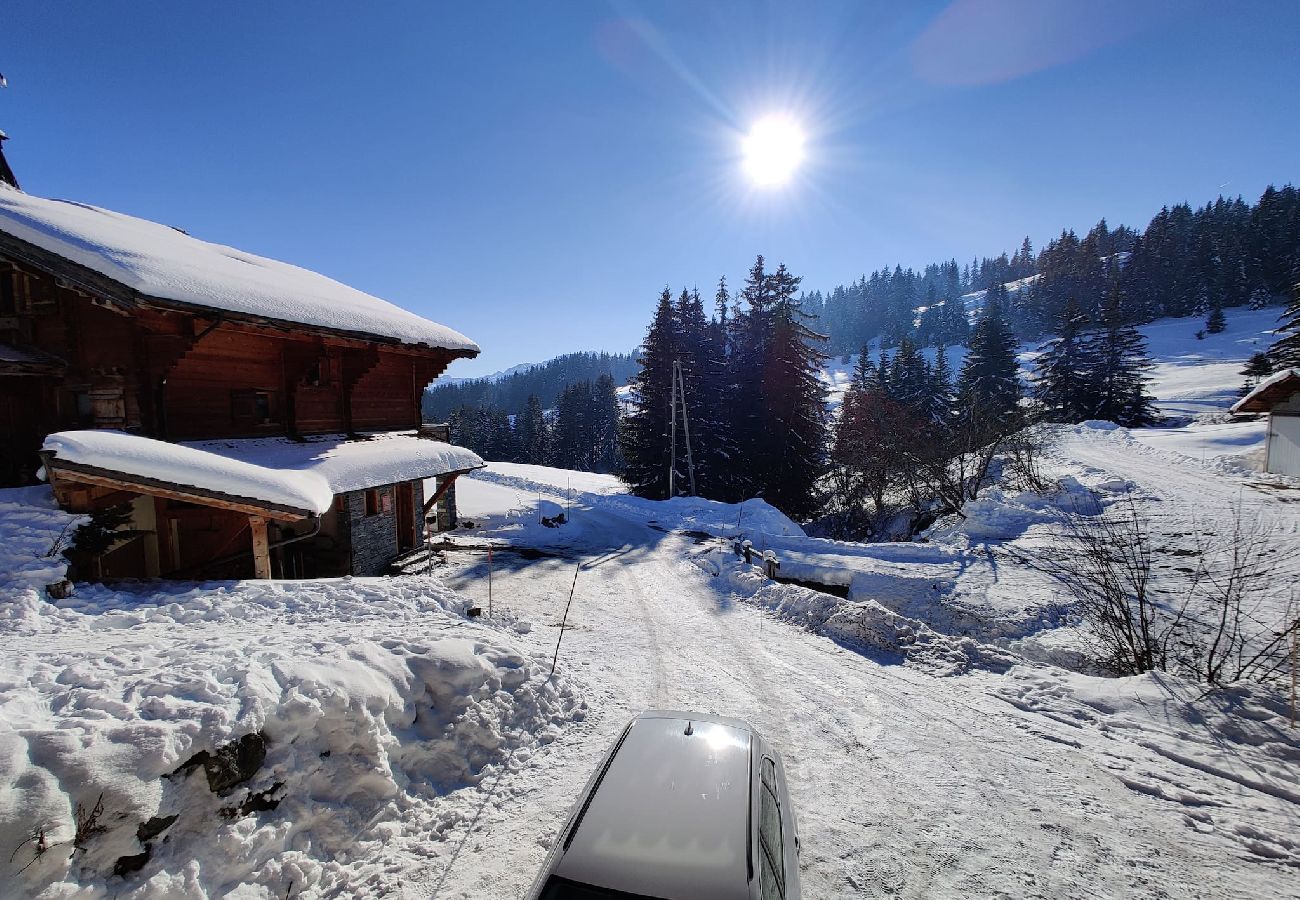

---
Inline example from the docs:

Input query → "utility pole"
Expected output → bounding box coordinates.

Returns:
[668,362,678,497]
[676,358,696,499]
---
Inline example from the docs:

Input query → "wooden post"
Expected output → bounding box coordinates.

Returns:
[249,515,272,579]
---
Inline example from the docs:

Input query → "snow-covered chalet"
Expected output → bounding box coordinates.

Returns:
[0,164,484,580]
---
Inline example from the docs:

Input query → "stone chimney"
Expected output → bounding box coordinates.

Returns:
[0,131,18,190]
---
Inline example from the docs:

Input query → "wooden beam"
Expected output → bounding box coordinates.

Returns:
[248,516,272,579]
[423,470,465,516]
[42,457,310,522]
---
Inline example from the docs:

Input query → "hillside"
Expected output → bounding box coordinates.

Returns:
[422,350,639,421]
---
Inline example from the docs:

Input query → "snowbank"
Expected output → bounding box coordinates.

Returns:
[0,185,478,351]
[719,562,1018,677]
[0,486,583,898]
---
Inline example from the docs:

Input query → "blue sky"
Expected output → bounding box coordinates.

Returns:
[2,1,1297,376]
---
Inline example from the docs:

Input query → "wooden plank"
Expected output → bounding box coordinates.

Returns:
[248,515,271,579]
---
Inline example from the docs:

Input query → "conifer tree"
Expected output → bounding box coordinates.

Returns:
[1269,282,1300,369]
[1239,351,1273,396]
[752,264,828,518]
[1205,301,1226,334]
[927,347,955,427]
[1086,284,1158,426]
[621,288,679,498]
[957,283,1023,429]
[517,394,548,464]
[1033,297,1097,422]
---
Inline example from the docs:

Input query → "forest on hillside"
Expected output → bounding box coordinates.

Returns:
[422,350,638,421]
[802,184,1300,355]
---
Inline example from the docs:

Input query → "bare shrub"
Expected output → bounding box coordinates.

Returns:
[1017,498,1299,686]
[73,794,107,851]
[10,823,53,874]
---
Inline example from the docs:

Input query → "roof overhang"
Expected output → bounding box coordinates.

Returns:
[1230,368,1300,414]
[41,454,314,522]
[0,227,480,356]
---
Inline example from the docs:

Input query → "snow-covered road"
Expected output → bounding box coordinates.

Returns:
[419,470,1298,899]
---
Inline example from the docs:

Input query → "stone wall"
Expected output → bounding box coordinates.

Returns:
[337,480,426,575]
[341,486,398,577]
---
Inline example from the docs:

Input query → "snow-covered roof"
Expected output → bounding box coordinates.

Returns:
[0,185,479,353]
[41,430,483,516]
[1230,368,1300,414]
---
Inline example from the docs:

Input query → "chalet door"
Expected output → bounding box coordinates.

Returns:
[396,482,416,552]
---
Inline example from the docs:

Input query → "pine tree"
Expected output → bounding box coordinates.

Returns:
[1205,301,1226,334]
[1239,351,1274,396]
[1269,281,1300,369]
[1033,296,1097,422]
[517,394,548,464]
[926,347,954,427]
[620,289,679,498]
[957,282,1023,429]
[1087,283,1158,426]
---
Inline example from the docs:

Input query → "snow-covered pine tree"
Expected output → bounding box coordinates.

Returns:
[1033,296,1098,422]
[1269,281,1300,369]
[926,346,955,428]
[620,288,679,498]
[591,374,622,472]
[1086,283,1158,426]
[886,336,930,412]
[957,281,1023,430]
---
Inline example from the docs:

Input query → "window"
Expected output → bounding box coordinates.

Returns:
[364,488,392,517]
[230,389,280,428]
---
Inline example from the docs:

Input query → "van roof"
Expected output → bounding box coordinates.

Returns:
[554,712,754,900]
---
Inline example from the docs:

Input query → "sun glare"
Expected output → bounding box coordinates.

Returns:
[741,115,806,187]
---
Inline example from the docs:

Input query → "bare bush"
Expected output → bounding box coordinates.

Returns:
[74,794,107,852]
[1017,498,1299,686]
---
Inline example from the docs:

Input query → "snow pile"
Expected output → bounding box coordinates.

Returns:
[0,487,583,898]
[604,494,803,538]
[0,185,479,351]
[42,431,484,516]
[720,563,1019,677]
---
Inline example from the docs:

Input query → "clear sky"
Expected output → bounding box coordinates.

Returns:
[2,1,1297,376]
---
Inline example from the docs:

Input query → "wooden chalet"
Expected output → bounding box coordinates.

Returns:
[0,176,484,580]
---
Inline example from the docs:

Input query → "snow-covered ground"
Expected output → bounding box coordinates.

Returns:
[2,305,1297,899]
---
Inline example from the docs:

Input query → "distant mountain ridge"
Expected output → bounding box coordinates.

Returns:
[423,349,639,420]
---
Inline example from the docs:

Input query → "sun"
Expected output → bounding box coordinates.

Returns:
[741,115,806,187]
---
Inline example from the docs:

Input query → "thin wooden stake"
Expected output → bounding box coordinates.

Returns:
[487,547,494,618]
[1290,625,1297,729]
[550,562,583,677]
